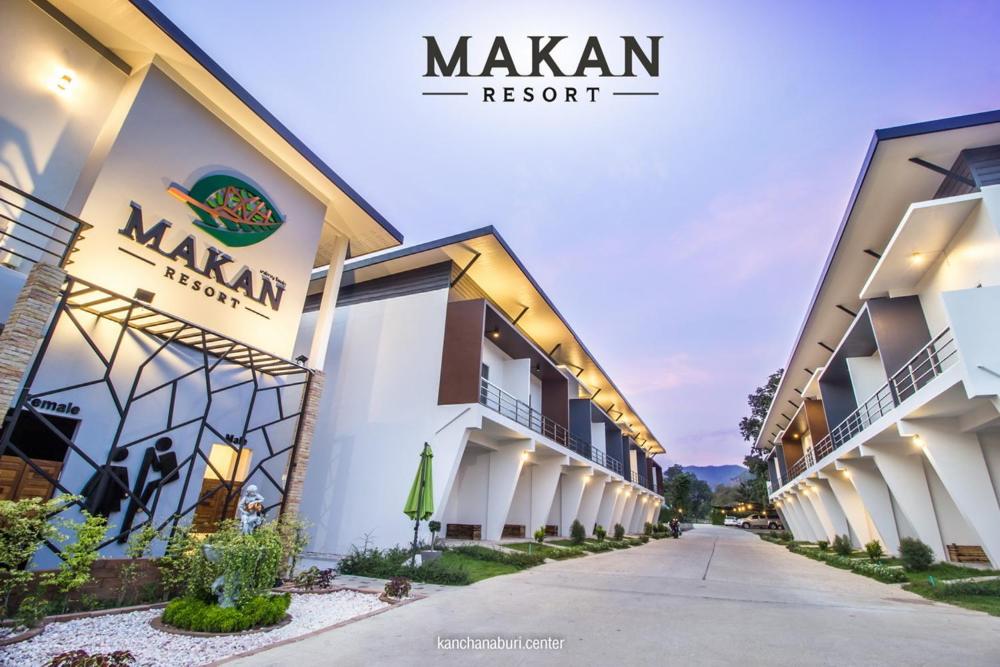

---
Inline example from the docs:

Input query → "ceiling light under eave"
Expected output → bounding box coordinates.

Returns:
[909,251,925,267]
[52,68,75,96]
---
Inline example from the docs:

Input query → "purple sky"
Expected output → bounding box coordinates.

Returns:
[155,0,1000,466]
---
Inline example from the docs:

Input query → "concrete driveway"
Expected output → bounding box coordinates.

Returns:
[231,525,1000,666]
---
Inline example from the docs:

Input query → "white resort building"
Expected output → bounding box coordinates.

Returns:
[760,110,1000,568]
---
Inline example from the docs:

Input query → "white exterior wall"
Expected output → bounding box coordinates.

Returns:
[590,422,607,455]
[297,286,460,555]
[846,352,887,405]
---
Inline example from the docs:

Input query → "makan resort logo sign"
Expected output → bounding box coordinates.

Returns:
[422,35,662,103]
[167,174,285,247]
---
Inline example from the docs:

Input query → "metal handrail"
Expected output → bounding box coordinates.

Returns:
[781,329,957,489]
[0,180,91,271]
[479,377,623,476]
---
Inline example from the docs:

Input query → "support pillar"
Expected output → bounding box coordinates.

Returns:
[577,472,609,536]
[596,481,622,534]
[528,456,564,536]
[308,235,350,368]
[841,457,900,555]
[822,469,878,547]
[485,443,529,540]
[619,492,638,534]
[866,442,946,561]
[778,495,809,540]
[904,418,1000,567]
[610,486,629,530]
[796,490,828,541]
[559,467,590,536]
[282,372,325,519]
[810,479,852,541]
[0,263,65,411]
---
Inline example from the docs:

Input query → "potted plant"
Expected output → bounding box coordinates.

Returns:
[533,527,546,544]
[380,576,411,604]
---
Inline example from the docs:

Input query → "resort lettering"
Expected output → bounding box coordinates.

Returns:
[118,203,285,312]
[423,35,662,103]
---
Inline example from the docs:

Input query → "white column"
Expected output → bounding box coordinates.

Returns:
[577,472,609,536]
[610,486,629,530]
[528,456,564,536]
[484,442,529,541]
[628,496,645,533]
[308,235,350,368]
[905,419,1000,567]
[596,481,622,534]
[802,486,836,541]
[811,479,852,542]
[780,494,812,541]
[559,467,590,536]
[796,490,828,541]
[822,469,877,547]
[865,442,946,561]
[841,458,900,555]
[619,492,639,534]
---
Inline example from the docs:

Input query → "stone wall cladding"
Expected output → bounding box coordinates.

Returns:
[0,263,66,412]
[282,370,325,519]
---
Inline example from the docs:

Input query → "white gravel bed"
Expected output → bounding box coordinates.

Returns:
[0,591,389,667]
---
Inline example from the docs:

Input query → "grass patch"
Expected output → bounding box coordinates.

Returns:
[437,552,520,583]
[162,594,290,633]
[904,578,1000,616]
[504,543,587,559]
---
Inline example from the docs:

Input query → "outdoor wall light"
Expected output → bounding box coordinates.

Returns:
[909,251,925,266]
[912,435,925,448]
[52,68,75,95]
[488,327,501,339]
[521,451,530,461]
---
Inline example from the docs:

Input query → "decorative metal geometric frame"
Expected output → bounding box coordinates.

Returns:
[0,276,312,556]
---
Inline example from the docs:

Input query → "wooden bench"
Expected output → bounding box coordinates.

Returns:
[947,544,989,563]
[445,523,481,540]
[502,524,525,538]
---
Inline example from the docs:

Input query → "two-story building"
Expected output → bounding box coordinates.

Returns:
[293,228,665,556]
[760,109,1000,567]
[0,0,402,566]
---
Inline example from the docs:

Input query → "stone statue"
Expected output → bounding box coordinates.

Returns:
[238,484,265,535]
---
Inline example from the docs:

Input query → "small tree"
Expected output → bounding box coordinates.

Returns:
[273,514,310,580]
[864,540,884,563]
[831,534,853,557]
[816,540,829,552]
[117,523,158,606]
[428,520,441,550]
[43,510,108,612]
[533,527,546,544]
[613,523,625,540]
[0,497,64,618]
[899,537,934,571]
[570,520,585,545]
[157,522,196,600]
[594,525,606,542]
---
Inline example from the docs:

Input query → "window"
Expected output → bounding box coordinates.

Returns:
[481,363,490,380]
[192,444,253,534]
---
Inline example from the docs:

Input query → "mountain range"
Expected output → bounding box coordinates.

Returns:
[681,464,749,489]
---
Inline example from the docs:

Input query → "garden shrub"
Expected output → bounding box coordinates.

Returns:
[711,511,724,526]
[579,541,614,553]
[45,650,135,667]
[832,534,853,557]
[272,513,310,581]
[899,537,935,572]
[594,525,607,542]
[449,545,544,568]
[183,520,285,606]
[638,535,650,544]
[42,510,108,613]
[117,523,158,607]
[0,497,64,618]
[157,522,197,600]
[643,522,653,536]
[533,527,546,543]
[816,540,829,552]
[924,578,1000,598]
[384,576,411,599]
[339,544,472,585]
[292,566,336,590]
[428,520,442,549]
[570,520,586,545]
[400,558,470,585]
[779,530,793,542]
[865,540,884,562]
[162,593,290,633]
[613,523,625,540]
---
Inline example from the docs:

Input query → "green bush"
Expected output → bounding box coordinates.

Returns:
[183,521,284,606]
[0,497,65,618]
[643,522,653,536]
[570,520,586,545]
[533,527,546,543]
[384,576,411,599]
[899,537,935,572]
[785,544,906,583]
[816,540,829,551]
[865,540,885,562]
[832,534,853,557]
[338,544,473,585]
[162,594,290,633]
[925,578,1000,598]
[779,530,793,542]
[613,524,625,540]
[42,510,108,613]
[710,511,724,526]
[594,525,607,542]
[579,541,614,553]
[638,535,650,544]
[449,545,544,568]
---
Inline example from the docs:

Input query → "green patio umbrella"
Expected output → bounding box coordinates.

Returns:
[404,442,434,560]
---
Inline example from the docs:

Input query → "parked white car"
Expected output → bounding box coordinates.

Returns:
[723,515,741,527]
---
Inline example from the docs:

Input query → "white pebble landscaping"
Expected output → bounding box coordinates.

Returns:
[0,591,389,667]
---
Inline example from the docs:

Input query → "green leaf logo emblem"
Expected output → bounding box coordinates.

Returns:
[167,174,284,248]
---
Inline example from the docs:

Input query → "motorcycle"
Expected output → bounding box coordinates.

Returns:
[670,521,681,538]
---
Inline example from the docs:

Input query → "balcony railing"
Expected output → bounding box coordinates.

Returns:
[781,329,957,490]
[479,377,624,476]
[0,180,90,271]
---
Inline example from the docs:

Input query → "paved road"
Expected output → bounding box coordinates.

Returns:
[232,526,1000,666]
